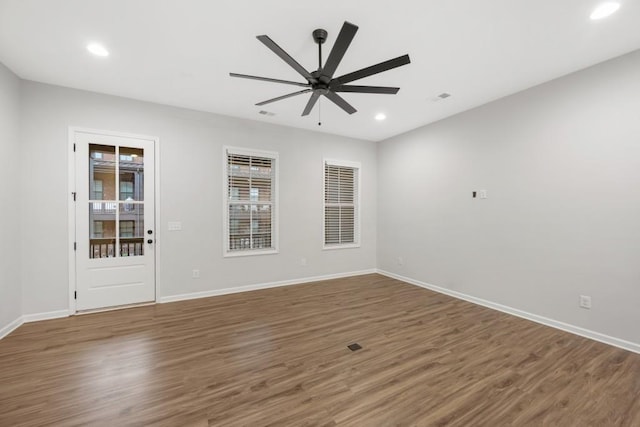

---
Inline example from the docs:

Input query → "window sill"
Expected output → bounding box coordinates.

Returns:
[224,248,279,258]
[322,243,361,251]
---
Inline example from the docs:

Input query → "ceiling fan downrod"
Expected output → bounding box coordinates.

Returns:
[312,28,328,71]
[312,29,327,127]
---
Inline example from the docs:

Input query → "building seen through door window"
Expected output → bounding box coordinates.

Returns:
[92,180,103,200]
[89,144,145,258]
[120,220,135,237]
[120,181,134,200]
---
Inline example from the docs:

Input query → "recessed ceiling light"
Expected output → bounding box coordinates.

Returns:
[375,113,386,121]
[590,2,621,20]
[87,43,109,57]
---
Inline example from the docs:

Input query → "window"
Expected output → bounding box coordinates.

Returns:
[224,147,278,256]
[120,181,134,200]
[93,221,104,238]
[324,160,360,248]
[120,220,134,238]
[92,180,103,200]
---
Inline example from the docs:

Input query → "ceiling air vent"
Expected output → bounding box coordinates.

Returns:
[430,92,452,102]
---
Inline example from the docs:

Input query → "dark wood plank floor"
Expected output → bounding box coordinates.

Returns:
[1,274,640,426]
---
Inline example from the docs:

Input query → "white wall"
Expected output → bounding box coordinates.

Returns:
[0,62,22,332]
[10,48,640,350]
[378,49,640,345]
[19,82,376,315]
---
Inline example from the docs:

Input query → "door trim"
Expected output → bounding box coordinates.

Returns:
[68,127,161,315]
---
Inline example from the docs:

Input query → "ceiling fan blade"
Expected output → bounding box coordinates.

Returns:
[257,35,316,83]
[230,73,310,87]
[324,91,357,114]
[334,54,411,85]
[255,89,312,106]
[301,92,321,116]
[321,21,358,80]
[335,85,400,94]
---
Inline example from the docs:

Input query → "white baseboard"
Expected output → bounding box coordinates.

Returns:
[1,271,378,339]
[159,269,377,303]
[13,269,637,355]
[0,316,24,340]
[22,309,70,323]
[377,269,640,355]
[0,310,70,340]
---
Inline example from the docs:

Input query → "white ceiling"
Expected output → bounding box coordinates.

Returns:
[1,0,639,141]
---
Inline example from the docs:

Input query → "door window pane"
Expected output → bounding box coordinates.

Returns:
[90,145,116,200]
[89,203,116,258]
[119,203,144,237]
[119,147,144,201]
[119,203,144,257]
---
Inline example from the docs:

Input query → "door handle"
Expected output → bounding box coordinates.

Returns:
[147,239,153,244]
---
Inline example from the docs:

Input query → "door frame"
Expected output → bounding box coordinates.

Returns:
[67,126,161,315]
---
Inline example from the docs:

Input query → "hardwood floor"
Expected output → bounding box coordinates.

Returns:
[1,274,640,426]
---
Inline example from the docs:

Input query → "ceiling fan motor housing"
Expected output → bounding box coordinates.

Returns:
[312,29,328,44]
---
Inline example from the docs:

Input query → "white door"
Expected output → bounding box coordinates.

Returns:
[74,131,156,311]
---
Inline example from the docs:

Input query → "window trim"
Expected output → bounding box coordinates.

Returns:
[222,146,279,258]
[322,158,361,250]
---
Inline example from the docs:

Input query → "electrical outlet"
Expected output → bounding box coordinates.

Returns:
[479,189,488,199]
[397,256,404,266]
[300,257,307,266]
[192,269,200,279]
[579,295,591,309]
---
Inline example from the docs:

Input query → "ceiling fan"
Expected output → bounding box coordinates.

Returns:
[230,21,411,118]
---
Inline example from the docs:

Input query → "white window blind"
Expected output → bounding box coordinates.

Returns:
[225,148,277,255]
[324,161,359,247]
